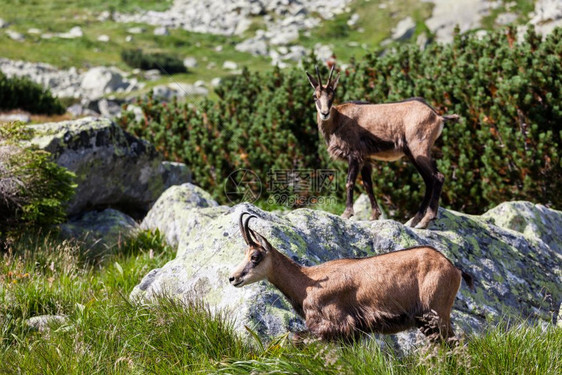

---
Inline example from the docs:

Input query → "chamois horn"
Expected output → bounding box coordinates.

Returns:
[239,212,258,247]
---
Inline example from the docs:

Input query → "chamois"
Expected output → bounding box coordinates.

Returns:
[306,66,460,229]
[229,212,474,343]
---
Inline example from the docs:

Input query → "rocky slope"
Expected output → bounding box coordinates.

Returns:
[131,184,562,348]
[2,0,561,117]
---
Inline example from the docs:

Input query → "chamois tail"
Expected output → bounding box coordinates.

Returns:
[458,268,475,291]
[442,114,460,123]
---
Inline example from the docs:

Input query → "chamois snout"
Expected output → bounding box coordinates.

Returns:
[319,109,330,121]
[229,213,273,288]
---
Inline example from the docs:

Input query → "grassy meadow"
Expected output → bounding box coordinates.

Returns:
[1,232,560,374]
[1,1,560,373]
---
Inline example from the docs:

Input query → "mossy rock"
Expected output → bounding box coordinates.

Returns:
[26,117,191,217]
[132,187,562,348]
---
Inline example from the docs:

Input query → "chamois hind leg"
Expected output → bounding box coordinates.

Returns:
[361,164,381,220]
[342,158,361,219]
[416,310,455,344]
[404,150,434,228]
[414,157,444,229]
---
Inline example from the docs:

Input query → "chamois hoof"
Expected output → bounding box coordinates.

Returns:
[341,209,354,219]
[415,214,438,229]
[405,216,421,228]
[415,220,430,229]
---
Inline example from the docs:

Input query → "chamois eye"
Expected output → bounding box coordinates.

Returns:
[250,253,261,263]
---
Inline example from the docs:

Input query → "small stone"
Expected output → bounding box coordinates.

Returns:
[153,26,169,36]
[58,26,83,39]
[97,34,110,42]
[61,208,139,250]
[26,315,68,332]
[5,30,24,41]
[222,61,238,70]
[98,10,111,22]
[496,12,519,25]
[143,69,161,81]
[347,13,360,27]
[183,57,198,69]
[127,27,145,34]
[392,17,416,41]
[0,113,31,123]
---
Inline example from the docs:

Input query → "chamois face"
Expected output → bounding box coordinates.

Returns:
[314,87,336,121]
[229,212,273,287]
[306,65,340,121]
[229,246,272,287]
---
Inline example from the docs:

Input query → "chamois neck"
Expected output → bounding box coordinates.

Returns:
[266,249,309,316]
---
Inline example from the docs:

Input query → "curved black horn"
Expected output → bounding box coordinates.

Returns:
[327,65,335,87]
[315,66,322,88]
[239,212,258,247]
[239,212,255,246]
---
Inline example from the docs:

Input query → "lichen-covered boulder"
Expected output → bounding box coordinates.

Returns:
[60,208,139,250]
[27,117,191,217]
[132,193,562,346]
[140,183,220,248]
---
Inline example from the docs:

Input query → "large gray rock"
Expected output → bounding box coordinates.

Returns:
[27,117,191,217]
[132,187,562,347]
[60,208,139,250]
[80,67,127,100]
[529,0,562,35]
[424,0,502,43]
[141,183,220,248]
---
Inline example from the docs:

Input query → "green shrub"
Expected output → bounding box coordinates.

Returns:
[119,26,562,218]
[0,71,65,115]
[121,48,187,74]
[0,122,75,243]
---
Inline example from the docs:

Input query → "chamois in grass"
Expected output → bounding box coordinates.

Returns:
[229,213,474,343]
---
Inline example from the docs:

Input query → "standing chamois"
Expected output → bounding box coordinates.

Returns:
[229,212,474,343]
[306,66,460,229]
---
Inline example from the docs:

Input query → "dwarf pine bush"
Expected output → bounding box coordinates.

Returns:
[0,122,75,243]
[119,26,562,218]
[0,71,65,115]
[121,48,187,74]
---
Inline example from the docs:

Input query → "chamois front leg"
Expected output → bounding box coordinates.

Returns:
[342,158,360,219]
[361,164,381,220]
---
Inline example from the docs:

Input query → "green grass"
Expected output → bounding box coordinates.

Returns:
[1,232,561,374]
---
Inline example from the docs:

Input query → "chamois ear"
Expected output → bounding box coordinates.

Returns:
[306,71,318,89]
[331,73,340,91]
[249,229,273,253]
